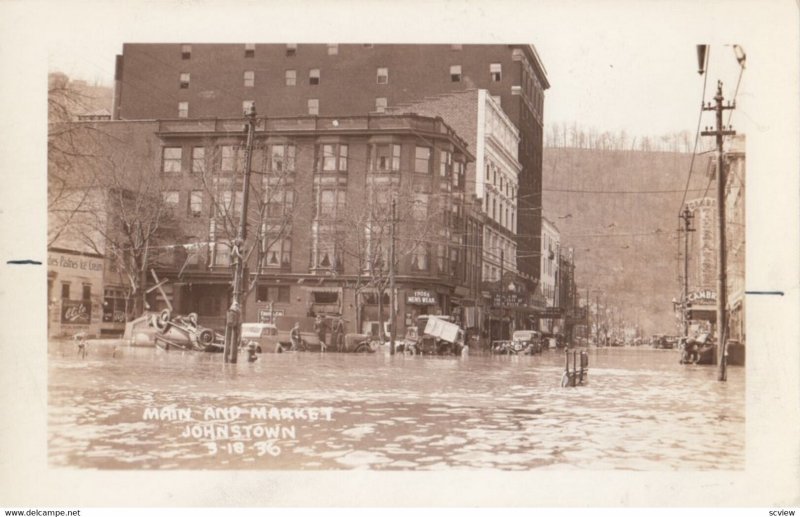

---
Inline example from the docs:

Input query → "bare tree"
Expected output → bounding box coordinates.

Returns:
[193,140,299,317]
[335,183,451,336]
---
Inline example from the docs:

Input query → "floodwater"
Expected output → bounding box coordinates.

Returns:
[48,343,744,470]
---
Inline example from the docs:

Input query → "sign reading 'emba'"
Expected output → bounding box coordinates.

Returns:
[407,290,436,305]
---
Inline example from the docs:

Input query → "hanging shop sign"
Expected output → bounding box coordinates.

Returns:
[407,289,436,305]
[259,309,285,324]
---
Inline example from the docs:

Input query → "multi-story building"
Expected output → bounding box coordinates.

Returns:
[725,135,745,344]
[52,114,474,335]
[111,43,549,290]
[540,217,560,333]
[386,89,522,337]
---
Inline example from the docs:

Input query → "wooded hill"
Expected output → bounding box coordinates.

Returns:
[542,146,713,335]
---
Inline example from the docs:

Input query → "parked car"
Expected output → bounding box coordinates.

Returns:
[491,330,542,355]
[239,323,280,353]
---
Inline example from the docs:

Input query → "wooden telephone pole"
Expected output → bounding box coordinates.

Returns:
[223,104,257,364]
[701,81,735,382]
[389,198,397,355]
[679,206,695,339]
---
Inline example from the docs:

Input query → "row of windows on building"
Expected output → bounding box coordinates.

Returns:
[176,63,503,93]
[204,63,497,86]
[176,97,393,118]
[161,143,466,180]
[179,43,494,61]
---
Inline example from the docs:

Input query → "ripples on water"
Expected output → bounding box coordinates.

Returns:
[48,343,744,470]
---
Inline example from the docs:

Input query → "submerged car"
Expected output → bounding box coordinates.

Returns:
[491,330,542,355]
[239,323,280,353]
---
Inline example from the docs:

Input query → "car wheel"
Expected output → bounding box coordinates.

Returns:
[198,329,214,345]
[355,342,372,353]
[437,343,453,356]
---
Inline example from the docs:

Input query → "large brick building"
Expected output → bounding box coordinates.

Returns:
[52,114,478,335]
[111,43,549,290]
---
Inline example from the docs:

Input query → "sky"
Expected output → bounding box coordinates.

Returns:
[40,0,768,139]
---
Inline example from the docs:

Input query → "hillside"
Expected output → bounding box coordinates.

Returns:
[542,147,713,335]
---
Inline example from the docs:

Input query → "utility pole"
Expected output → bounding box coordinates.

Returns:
[701,80,735,382]
[389,198,397,355]
[679,206,695,339]
[223,104,257,364]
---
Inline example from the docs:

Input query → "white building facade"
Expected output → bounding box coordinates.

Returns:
[477,92,521,284]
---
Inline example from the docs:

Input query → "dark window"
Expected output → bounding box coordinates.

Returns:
[245,43,255,58]
[181,44,191,59]
[179,73,190,89]
[256,286,291,303]
[82,284,91,300]
[286,44,297,56]
[313,291,338,304]
[61,283,70,300]
[450,65,462,82]
[309,69,320,85]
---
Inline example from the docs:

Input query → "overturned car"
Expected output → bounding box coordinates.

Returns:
[151,309,224,352]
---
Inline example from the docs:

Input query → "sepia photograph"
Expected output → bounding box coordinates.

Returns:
[2,0,799,510]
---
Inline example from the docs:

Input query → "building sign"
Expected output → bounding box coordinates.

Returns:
[491,292,526,308]
[407,289,436,305]
[48,253,104,273]
[533,307,563,319]
[687,289,716,303]
[61,300,91,325]
[259,309,284,324]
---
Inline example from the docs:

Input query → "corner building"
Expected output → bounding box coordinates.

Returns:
[112,43,549,290]
[149,114,474,333]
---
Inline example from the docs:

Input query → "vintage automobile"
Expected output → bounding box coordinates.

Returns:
[400,315,465,356]
[679,333,716,365]
[491,330,543,355]
[151,309,224,352]
[239,323,281,353]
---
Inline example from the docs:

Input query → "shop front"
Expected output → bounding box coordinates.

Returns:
[48,250,106,338]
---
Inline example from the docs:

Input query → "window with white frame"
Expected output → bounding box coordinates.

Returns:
[373,144,400,172]
[376,67,388,84]
[308,99,319,115]
[439,150,451,177]
[410,245,429,271]
[311,222,339,270]
[178,101,189,118]
[450,65,462,82]
[269,143,296,173]
[414,146,431,174]
[318,143,348,172]
[286,44,297,56]
[220,145,244,173]
[316,188,346,219]
[262,223,292,268]
[309,68,320,85]
[242,100,255,114]
[490,63,502,82]
[245,43,255,58]
[179,72,190,89]
[181,44,191,59]
[162,147,182,174]
[266,188,294,218]
[189,190,203,217]
[244,70,254,87]
[285,69,296,86]
[191,147,205,174]
[327,44,338,55]
[162,191,180,212]
[375,97,387,113]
